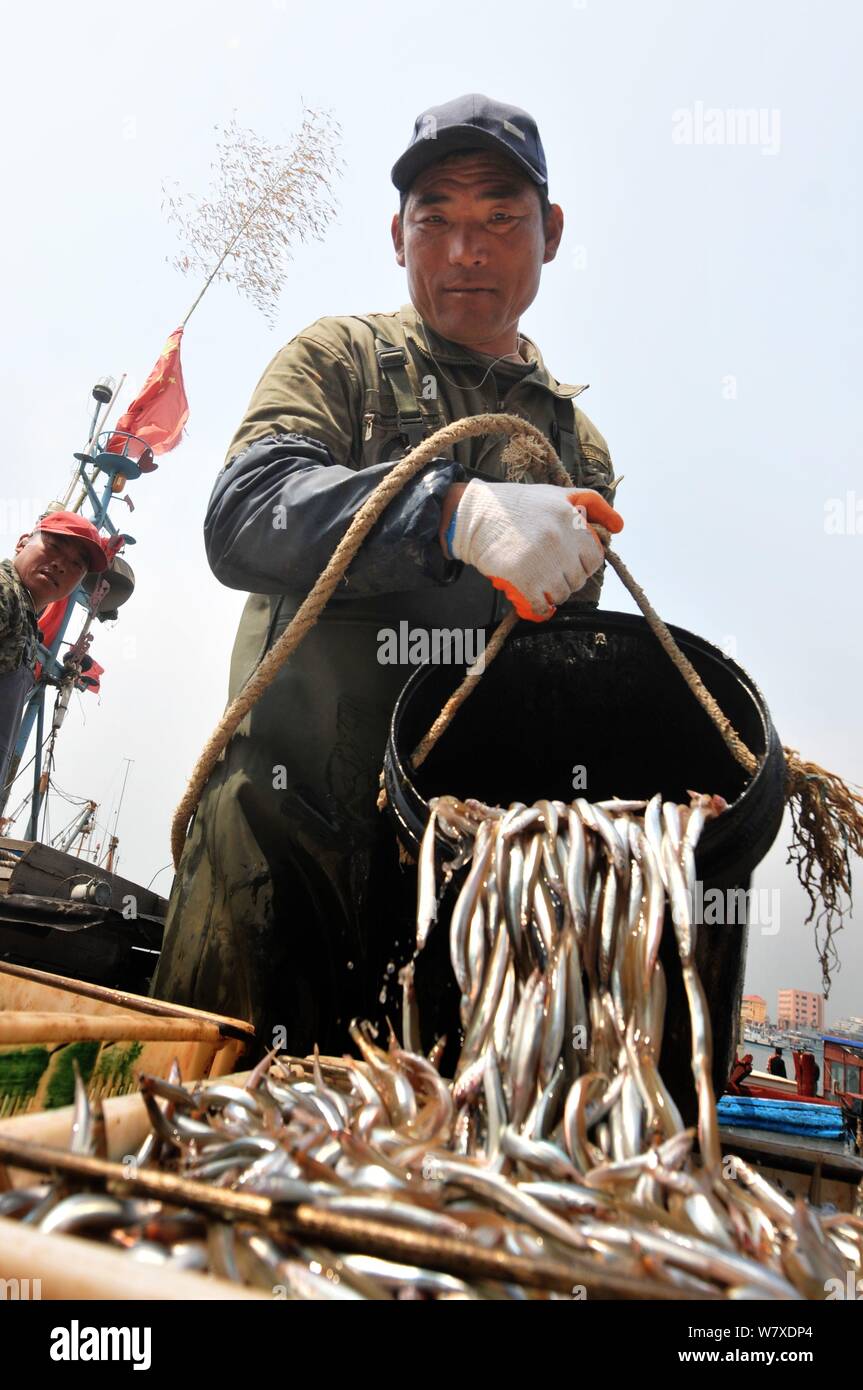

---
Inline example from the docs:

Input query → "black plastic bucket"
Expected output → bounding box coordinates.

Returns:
[381,610,786,1123]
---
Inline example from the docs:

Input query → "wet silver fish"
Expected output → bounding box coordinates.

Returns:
[8,790,847,1304]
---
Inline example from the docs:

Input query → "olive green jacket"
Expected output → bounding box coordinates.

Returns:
[202,302,617,837]
[0,559,39,677]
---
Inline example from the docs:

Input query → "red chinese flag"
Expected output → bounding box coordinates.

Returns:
[38,596,72,654]
[34,596,72,678]
[107,327,189,458]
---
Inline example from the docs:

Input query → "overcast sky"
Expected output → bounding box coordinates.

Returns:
[1,0,860,1026]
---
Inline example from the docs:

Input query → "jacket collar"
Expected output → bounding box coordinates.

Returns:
[399,304,587,400]
[1,559,39,620]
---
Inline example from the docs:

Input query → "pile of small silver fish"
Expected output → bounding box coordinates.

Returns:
[2,792,861,1299]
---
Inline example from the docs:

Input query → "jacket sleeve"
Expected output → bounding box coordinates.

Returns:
[205,432,464,597]
[204,329,465,597]
[574,405,615,503]
[0,570,14,645]
[0,565,25,668]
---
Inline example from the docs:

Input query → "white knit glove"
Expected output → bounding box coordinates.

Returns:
[450,480,623,621]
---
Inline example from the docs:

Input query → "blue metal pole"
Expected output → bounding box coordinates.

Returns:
[77,467,119,535]
[11,684,44,766]
[24,690,46,840]
[9,580,88,768]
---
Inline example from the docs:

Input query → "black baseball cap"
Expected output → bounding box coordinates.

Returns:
[391,93,548,194]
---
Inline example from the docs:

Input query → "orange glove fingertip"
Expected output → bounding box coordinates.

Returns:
[567,489,624,534]
[490,575,554,623]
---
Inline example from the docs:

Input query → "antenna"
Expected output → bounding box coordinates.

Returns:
[111,757,133,853]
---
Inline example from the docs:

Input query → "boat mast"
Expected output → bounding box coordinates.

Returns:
[102,758,132,873]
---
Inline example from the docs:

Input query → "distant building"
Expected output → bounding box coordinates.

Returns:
[833,1015,863,1038]
[778,989,823,1030]
[741,995,767,1024]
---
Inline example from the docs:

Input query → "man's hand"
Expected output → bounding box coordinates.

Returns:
[445,479,623,621]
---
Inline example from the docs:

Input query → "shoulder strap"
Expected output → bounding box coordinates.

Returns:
[552,396,586,480]
[352,316,585,470]
[351,315,427,446]
[374,342,426,445]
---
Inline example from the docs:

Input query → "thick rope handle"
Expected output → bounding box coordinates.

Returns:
[169,413,863,1004]
[170,415,567,866]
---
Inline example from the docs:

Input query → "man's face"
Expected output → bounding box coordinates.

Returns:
[13,531,90,611]
[392,151,564,357]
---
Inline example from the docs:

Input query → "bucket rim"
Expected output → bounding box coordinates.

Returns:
[384,608,784,861]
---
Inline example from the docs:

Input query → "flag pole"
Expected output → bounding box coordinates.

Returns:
[63,372,128,515]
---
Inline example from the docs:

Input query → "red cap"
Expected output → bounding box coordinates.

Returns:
[38,512,109,573]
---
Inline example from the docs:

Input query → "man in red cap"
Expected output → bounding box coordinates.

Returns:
[0,512,107,798]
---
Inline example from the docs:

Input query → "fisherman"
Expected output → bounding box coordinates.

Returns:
[727,1052,754,1095]
[767,1046,788,1079]
[153,94,624,1056]
[0,513,107,799]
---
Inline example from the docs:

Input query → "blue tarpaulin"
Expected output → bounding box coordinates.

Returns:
[718,1094,844,1139]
